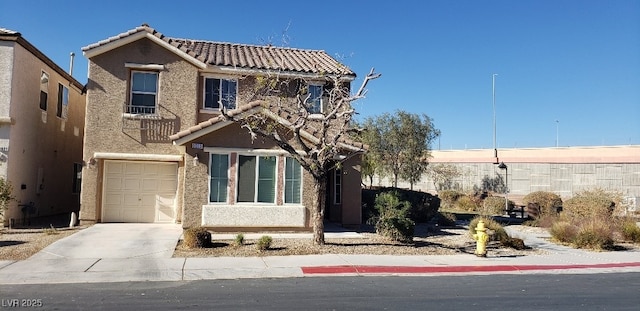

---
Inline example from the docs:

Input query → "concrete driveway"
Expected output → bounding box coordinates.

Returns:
[29,223,183,259]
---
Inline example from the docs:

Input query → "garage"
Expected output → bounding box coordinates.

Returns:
[102,160,178,223]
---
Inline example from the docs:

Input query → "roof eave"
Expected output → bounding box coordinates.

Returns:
[205,65,356,81]
[83,32,207,69]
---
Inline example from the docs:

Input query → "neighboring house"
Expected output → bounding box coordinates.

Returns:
[79,24,363,229]
[0,28,85,226]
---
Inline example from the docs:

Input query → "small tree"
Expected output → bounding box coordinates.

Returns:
[359,111,439,188]
[427,163,461,191]
[222,69,381,245]
[0,177,14,218]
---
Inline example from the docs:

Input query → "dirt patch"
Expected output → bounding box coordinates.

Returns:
[0,227,83,260]
[173,226,545,258]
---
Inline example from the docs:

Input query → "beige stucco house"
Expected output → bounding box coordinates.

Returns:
[0,28,85,226]
[79,25,363,230]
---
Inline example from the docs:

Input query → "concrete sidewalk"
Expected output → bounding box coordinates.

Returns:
[1,225,639,284]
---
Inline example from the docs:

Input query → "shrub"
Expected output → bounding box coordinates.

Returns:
[234,233,245,246]
[573,218,614,250]
[436,212,457,227]
[563,189,620,219]
[523,191,562,218]
[183,227,212,248]
[370,191,415,243]
[550,221,578,244]
[468,216,508,242]
[438,190,463,210]
[256,235,273,251]
[362,187,440,223]
[619,218,640,243]
[455,195,480,212]
[0,177,14,217]
[482,196,509,216]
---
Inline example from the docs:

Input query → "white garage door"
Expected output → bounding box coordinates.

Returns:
[102,161,178,223]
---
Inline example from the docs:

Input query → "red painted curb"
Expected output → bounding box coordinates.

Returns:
[301,262,640,275]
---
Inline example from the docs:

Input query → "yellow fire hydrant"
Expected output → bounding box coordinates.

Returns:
[473,220,489,257]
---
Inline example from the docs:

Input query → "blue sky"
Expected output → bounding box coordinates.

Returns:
[2,0,639,149]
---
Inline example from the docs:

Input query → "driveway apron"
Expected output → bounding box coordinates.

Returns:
[29,223,183,259]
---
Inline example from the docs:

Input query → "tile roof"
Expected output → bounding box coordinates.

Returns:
[83,24,354,76]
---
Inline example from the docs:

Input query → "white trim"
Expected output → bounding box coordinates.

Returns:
[83,32,207,69]
[93,152,183,162]
[204,147,299,155]
[0,117,13,124]
[125,63,166,70]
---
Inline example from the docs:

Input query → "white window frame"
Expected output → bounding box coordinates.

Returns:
[128,70,159,115]
[235,154,278,204]
[57,83,69,119]
[305,83,323,114]
[208,153,230,203]
[39,71,49,111]
[203,76,238,111]
[284,157,303,204]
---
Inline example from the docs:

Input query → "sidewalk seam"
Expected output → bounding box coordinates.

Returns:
[84,259,101,272]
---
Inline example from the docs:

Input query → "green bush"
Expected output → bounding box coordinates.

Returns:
[362,187,440,223]
[0,177,14,217]
[371,191,415,243]
[256,235,273,251]
[563,189,620,219]
[234,233,245,246]
[183,227,212,248]
[619,218,640,243]
[468,216,508,242]
[523,191,563,218]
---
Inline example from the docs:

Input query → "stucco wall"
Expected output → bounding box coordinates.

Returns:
[376,147,640,203]
[80,38,198,224]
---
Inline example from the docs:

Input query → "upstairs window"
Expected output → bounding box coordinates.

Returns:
[129,71,158,114]
[306,84,323,114]
[57,84,69,118]
[204,77,237,110]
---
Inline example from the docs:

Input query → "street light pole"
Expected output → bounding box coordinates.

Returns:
[492,74,498,161]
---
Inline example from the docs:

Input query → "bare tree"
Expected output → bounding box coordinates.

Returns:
[427,163,462,191]
[222,68,380,245]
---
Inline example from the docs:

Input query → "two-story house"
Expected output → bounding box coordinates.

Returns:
[79,25,363,230]
[0,28,85,226]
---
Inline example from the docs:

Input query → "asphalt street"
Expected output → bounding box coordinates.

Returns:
[2,273,639,310]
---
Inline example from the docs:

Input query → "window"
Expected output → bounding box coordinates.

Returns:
[209,154,229,203]
[306,84,323,114]
[72,163,82,194]
[39,71,49,111]
[39,91,48,111]
[129,71,158,114]
[285,158,302,204]
[204,77,237,110]
[57,84,69,118]
[237,155,276,203]
[334,168,342,204]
